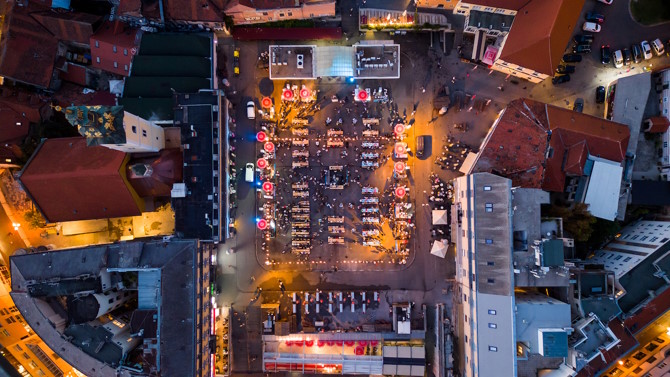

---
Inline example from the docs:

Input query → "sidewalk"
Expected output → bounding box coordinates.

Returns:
[0,172,31,248]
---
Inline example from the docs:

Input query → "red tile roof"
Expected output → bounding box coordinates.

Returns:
[471,98,630,192]
[499,0,585,75]
[462,0,530,10]
[0,88,47,143]
[30,10,102,45]
[90,21,141,76]
[0,105,31,144]
[127,149,183,197]
[0,4,59,89]
[117,0,142,18]
[59,62,88,86]
[19,137,143,222]
[645,116,670,133]
[165,0,225,22]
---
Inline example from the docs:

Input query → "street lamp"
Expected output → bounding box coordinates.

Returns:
[12,223,20,231]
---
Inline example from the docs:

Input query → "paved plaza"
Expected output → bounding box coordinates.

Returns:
[255,83,417,271]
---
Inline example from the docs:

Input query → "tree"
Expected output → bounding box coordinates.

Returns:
[547,203,597,242]
[23,209,46,229]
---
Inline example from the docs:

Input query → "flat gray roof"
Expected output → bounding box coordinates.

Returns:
[269,45,316,79]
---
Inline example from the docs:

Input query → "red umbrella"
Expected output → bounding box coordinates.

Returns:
[355,346,364,355]
[261,97,272,108]
[285,341,293,346]
[262,182,274,192]
[282,89,294,101]
[394,162,406,173]
[257,219,268,230]
[395,187,406,198]
[257,158,268,169]
[370,340,378,346]
[300,88,311,98]
[395,143,406,155]
[357,90,369,101]
[264,142,275,153]
[336,340,343,346]
[294,340,304,347]
[394,124,405,135]
[326,340,334,346]
[359,340,367,346]
[317,340,325,347]
[345,340,355,347]
[256,131,267,142]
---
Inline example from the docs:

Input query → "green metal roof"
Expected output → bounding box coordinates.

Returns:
[540,239,564,267]
[541,331,568,358]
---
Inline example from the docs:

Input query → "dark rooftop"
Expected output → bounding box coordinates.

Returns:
[9,239,203,377]
[120,33,212,120]
[631,180,670,206]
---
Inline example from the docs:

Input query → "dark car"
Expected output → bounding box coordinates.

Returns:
[552,74,571,85]
[585,12,604,23]
[622,48,632,65]
[573,44,592,53]
[562,53,583,63]
[596,86,606,103]
[573,34,594,44]
[600,45,611,64]
[556,65,576,74]
[631,44,642,63]
[573,98,584,112]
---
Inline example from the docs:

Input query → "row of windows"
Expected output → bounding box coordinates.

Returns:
[93,41,129,56]
[94,57,129,71]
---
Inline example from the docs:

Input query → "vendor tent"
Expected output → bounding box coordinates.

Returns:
[431,240,448,258]
[432,210,448,225]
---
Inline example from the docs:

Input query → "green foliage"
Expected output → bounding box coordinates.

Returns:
[547,203,597,242]
[23,210,46,229]
[630,0,670,25]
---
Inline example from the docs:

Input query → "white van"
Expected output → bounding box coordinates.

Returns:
[246,101,255,119]
[245,163,254,183]
[613,50,623,68]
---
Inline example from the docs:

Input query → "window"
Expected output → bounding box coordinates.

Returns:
[262,12,268,15]
[614,255,623,260]
[108,298,114,304]
[489,346,498,352]
[113,45,117,53]
[489,323,497,329]
[29,361,37,369]
[2,329,8,337]
[113,61,118,68]
[13,345,22,351]
[123,48,128,56]
[483,186,491,191]
[95,40,99,48]
[463,294,467,302]
[464,314,468,323]
[487,261,494,266]
[488,309,497,315]
[485,239,493,244]
[37,371,46,377]
[624,257,632,262]
[485,203,493,212]
[465,335,468,343]
[96,56,101,63]
[487,278,495,284]
[279,13,285,17]
[131,126,137,133]
[288,12,293,16]
[142,130,147,137]
[22,352,29,360]
[124,64,128,71]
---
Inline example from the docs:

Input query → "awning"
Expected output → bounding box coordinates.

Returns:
[432,210,448,225]
[431,239,448,258]
[482,45,499,66]
[459,152,478,174]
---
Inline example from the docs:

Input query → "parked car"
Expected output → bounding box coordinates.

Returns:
[600,45,611,64]
[585,12,604,23]
[641,40,653,60]
[596,86,606,103]
[613,49,623,68]
[597,0,613,4]
[652,38,665,56]
[631,44,642,63]
[562,53,583,63]
[622,48,632,65]
[552,74,571,85]
[583,22,601,33]
[574,34,594,44]
[574,44,592,53]
[556,65,576,74]
[244,163,254,183]
[573,98,584,112]
[246,101,255,119]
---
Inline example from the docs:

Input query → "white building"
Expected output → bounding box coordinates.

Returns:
[453,172,516,377]
[453,0,584,83]
[65,105,165,153]
[589,220,670,278]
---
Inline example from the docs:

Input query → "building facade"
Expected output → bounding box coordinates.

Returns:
[453,173,517,377]
[224,0,336,25]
